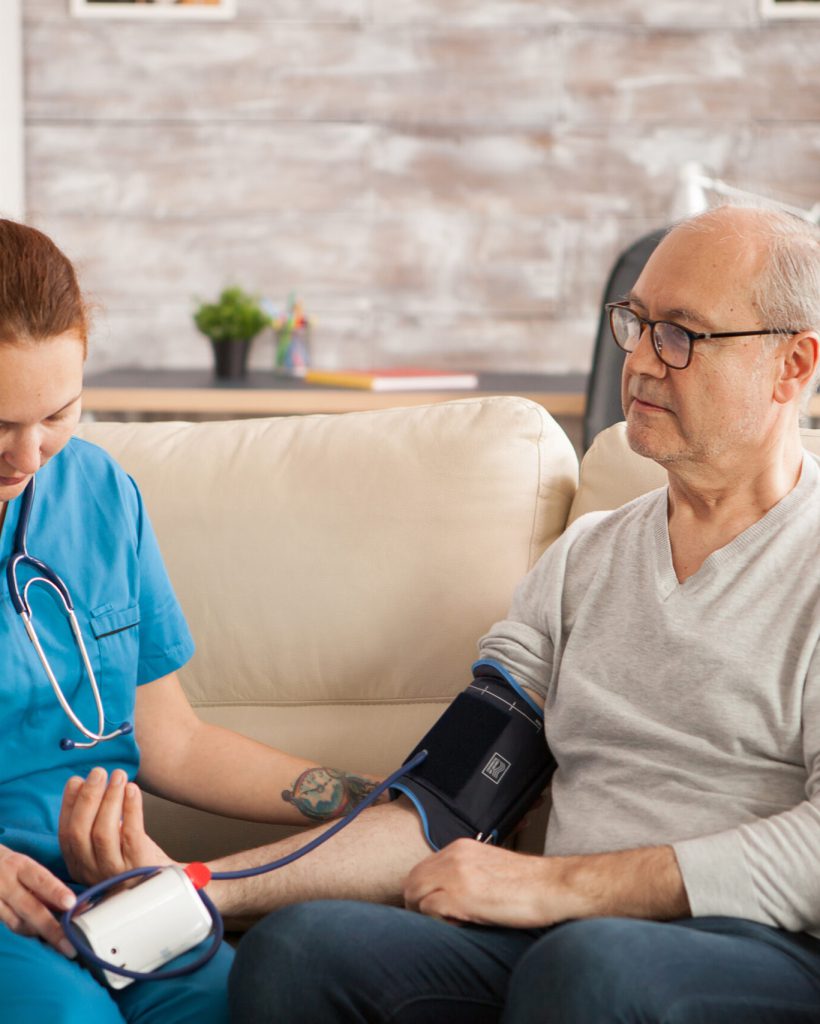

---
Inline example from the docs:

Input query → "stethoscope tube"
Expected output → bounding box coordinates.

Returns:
[7,476,71,612]
[6,477,132,749]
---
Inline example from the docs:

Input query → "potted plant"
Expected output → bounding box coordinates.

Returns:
[193,286,272,379]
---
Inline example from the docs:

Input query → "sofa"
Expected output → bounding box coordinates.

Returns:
[75,398,820,864]
[75,396,576,862]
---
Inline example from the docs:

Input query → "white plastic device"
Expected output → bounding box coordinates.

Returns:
[72,865,213,989]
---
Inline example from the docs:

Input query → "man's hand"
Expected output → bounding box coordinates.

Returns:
[403,839,689,929]
[0,844,77,958]
[404,839,565,928]
[59,768,174,887]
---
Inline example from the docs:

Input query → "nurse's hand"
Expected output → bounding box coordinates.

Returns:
[0,844,78,958]
[58,768,174,887]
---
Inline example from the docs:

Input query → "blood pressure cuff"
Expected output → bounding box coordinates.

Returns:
[390,659,556,850]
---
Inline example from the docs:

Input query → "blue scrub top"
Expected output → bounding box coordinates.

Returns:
[0,438,194,880]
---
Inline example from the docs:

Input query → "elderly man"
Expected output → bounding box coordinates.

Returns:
[219,205,820,1022]
[66,205,820,1022]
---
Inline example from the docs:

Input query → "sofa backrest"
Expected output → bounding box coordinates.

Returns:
[76,397,578,860]
[570,422,820,522]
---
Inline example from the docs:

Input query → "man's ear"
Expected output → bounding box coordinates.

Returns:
[774,331,820,405]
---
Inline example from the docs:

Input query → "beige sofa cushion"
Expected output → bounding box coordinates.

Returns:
[570,422,820,522]
[76,397,577,859]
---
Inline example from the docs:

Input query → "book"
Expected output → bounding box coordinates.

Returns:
[304,368,479,391]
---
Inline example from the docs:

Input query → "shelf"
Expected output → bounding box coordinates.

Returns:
[82,369,588,418]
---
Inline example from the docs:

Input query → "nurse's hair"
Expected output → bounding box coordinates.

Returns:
[0,219,88,353]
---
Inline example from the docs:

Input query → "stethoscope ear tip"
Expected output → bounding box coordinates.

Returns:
[120,722,133,736]
[59,738,76,751]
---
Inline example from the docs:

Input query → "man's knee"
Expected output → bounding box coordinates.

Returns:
[230,903,321,1016]
[505,918,665,1023]
[229,901,391,1023]
[233,900,358,973]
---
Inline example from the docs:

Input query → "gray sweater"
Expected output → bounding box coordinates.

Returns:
[478,453,820,935]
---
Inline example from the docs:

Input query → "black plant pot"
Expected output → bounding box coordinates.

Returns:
[211,338,252,380]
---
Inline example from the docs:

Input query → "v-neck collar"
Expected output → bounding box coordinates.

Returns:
[654,453,818,599]
[0,489,26,564]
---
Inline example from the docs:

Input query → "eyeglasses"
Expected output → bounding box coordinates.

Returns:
[606,301,797,370]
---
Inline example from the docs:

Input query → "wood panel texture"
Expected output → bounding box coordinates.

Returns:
[20,0,820,376]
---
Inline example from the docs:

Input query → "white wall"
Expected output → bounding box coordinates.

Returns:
[0,0,24,220]
[21,0,820,375]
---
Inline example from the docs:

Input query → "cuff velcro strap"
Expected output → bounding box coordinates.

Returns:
[390,661,556,850]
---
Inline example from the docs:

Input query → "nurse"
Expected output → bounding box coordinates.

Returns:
[0,220,379,1023]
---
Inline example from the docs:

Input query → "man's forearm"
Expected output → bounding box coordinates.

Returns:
[550,844,690,922]
[202,764,689,926]
[404,841,690,929]
[205,799,431,918]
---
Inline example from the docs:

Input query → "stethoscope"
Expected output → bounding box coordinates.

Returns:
[5,476,132,750]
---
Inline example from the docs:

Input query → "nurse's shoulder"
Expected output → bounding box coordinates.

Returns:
[44,436,144,528]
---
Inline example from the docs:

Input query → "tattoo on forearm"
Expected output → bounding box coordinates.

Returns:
[282,767,380,822]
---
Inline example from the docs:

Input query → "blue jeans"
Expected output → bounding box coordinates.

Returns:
[229,901,820,1023]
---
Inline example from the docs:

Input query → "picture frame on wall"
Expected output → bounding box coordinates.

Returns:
[70,0,237,19]
[760,0,820,18]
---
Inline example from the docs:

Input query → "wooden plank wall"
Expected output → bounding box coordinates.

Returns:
[20,0,820,375]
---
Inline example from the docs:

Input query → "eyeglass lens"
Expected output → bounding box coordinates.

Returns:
[611,307,690,369]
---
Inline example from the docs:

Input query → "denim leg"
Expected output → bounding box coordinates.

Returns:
[502,916,820,1024]
[229,900,540,1024]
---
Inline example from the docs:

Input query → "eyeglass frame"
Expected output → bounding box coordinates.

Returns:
[605,300,798,370]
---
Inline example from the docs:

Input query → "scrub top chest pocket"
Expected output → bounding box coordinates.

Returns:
[88,604,141,728]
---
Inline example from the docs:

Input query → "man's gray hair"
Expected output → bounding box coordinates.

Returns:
[678,204,820,413]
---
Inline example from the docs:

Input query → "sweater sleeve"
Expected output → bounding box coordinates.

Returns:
[476,535,565,702]
[477,513,607,702]
[673,644,820,934]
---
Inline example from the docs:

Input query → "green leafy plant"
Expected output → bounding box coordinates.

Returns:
[193,286,272,343]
